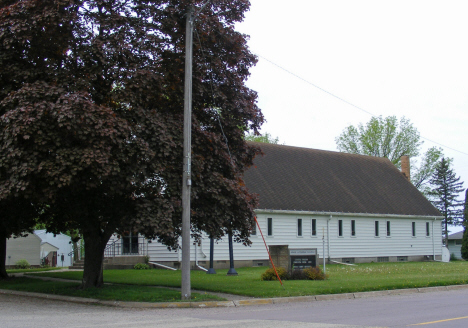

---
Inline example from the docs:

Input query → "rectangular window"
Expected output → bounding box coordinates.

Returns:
[375,221,379,237]
[386,221,391,237]
[251,222,256,236]
[311,219,317,236]
[267,218,273,236]
[426,222,430,237]
[297,218,302,237]
[338,219,343,237]
[412,222,416,237]
[351,220,356,236]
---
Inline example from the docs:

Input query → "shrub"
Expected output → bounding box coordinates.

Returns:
[261,267,289,281]
[303,266,327,280]
[290,269,308,280]
[134,263,150,270]
[15,259,30,269]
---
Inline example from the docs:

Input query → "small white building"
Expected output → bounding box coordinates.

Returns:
[107,143,444,269]
[35,230,73,267]
[447,231,464,259]
[5,233,42,267]
[6,231,72,267]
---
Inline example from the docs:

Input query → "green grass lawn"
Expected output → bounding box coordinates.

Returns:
[23,261,468,299]
[0,277,224,303]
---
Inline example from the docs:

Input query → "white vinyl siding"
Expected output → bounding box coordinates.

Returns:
[6,234,42,266]
[143,214,443,263]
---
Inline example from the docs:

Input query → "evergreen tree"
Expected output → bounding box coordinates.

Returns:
[429,158,464,246]
[461,189,468,260]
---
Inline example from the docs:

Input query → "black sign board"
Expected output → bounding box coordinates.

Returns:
[290,248,317,270]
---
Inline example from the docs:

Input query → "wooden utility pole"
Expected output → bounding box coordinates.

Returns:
[181,6,194,301]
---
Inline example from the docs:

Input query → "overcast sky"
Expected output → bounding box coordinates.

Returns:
[236,0,468,232]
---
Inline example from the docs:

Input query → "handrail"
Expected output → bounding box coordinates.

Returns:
[104,240,148,258]
[68,244,84,257]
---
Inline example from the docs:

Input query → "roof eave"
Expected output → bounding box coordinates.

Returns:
[254,208,444,220]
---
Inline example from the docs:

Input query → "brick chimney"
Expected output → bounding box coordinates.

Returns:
[401,155,410,181]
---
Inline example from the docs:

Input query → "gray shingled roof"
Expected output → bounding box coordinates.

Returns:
[244,142,441,216]
[448,231,464,240]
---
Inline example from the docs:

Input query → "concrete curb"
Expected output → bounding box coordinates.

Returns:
[1,284,467,309]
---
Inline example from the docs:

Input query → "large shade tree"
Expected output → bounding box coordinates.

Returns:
[336,115,444,194]
[0,0,263,288]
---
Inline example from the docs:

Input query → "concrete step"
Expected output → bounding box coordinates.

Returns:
[69,256,144,270]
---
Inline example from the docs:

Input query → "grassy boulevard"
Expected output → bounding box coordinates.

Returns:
[2,261,468,303]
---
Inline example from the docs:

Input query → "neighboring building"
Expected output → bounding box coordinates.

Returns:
[35,230,73,267]
[103,143,444,269]
[447,231,464,259]
[6,231,72,268]
[6,233,41,267]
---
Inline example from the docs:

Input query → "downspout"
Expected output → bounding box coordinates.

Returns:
[199,238,208,259]
[194,241,207,272]
[148,261,177,271]
[327,215,331,262]
[432,218,435,261]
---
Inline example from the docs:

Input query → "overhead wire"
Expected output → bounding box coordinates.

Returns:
[256,54,468,157]
[194,28,234,165]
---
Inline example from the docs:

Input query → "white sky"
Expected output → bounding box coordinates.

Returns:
[236,0,468,233]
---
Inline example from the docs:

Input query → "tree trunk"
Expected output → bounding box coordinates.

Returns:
[0,235,9,279]
[445,219,448,247]
[80,230,110,289]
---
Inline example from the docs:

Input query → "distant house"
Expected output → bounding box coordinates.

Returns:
[6,231,72,268]
[105,143,444,268]
[35,230,73,267]
[447,231,464,259]
[6,233,41,267]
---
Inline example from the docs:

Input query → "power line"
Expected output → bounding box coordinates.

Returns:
[257,54,468,157]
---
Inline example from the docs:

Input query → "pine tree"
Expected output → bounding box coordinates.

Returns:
[429,158,464,246]
[461,189,468,260]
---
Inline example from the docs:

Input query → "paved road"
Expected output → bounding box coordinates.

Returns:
[2,288,468,327]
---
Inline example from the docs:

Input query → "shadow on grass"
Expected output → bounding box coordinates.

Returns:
[0,277,225,303]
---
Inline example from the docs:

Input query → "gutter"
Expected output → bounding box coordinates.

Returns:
[255,209,444,220]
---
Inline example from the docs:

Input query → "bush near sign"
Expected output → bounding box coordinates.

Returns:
[290,248,317,270]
